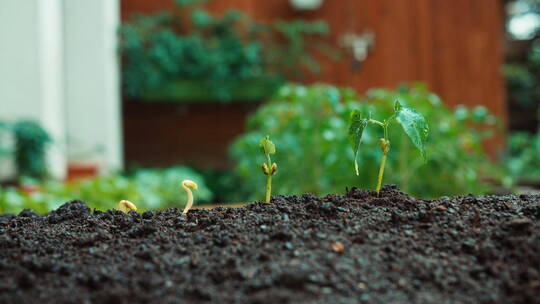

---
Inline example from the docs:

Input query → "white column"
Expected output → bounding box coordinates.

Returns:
[0,0,67,180]
[63,0,123,173]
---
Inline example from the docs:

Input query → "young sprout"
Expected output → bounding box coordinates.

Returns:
[181,179,198,216]
[259,135,277,203]
[348,101,429,195]
[118,200,137,213]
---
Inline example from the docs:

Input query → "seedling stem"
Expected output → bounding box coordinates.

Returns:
[369,119,392,195]
[265,154,273,203]
[260,135,277,203]
[181,179,198,216]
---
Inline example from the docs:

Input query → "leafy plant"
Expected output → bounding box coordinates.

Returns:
[348,101,429,194]
[0,167,211,214]
[230,83,499,201]
[259,135,277,203]
[13,121,51,179]
[119,0,330,101]
[0,121,11,157]
[504,131,540,183]
[504,42,540,131]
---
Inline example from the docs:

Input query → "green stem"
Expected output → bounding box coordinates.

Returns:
[376,151,387,195]
[265,174,272,203]
[368,119,384,127]
[265,154,272,203]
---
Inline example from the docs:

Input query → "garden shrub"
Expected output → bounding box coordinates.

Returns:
[0,122,10,157]
[505,131,540,183]
[120,0,331,101]
[0,167,212,214]
[13,121,51,179]
[229,83,499,201]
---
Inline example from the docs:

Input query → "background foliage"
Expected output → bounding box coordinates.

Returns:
[505,132,540,182]
[12,121,51,179]
[120,0,330,101]
[505,43,540,112]
[0,167,211,214]
[0,122,10,157]
[229,83,499,201]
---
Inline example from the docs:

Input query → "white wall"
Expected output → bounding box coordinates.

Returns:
[63,0,123,173]
[0,0,122,180]
[0,0,66,179]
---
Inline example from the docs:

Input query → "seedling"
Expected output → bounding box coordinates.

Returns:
[181,179,198,216]
[118,200,137,213]
[348,101,429,195]
[259,135,277,203]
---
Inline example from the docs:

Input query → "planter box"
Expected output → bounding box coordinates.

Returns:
[140,78,282,103]
[123,101,260,168]
[122,78,281,168]
[66,163,99,182]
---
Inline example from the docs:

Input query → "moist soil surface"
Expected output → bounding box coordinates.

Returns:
[0,185,539,304]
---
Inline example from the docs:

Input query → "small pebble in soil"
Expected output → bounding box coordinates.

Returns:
[431,205,447,212]
[506,217,533,228]
[357,282,367,290]
[316,233,327,239]
[331,241,345,253]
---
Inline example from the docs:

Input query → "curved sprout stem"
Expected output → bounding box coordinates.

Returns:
[118,200,137,213]
[181,179,198,217]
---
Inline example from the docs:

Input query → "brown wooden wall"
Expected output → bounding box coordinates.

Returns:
[121,0,507,166]
[121,0,506,119]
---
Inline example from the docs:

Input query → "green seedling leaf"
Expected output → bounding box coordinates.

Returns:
[394,101,429,160]
[259,135,276,155]
[348,110,368,175]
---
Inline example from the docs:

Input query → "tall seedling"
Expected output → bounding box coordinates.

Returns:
[260,135,277,203]
[348,101,429,195]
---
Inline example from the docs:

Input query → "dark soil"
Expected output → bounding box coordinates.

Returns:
[1,185,539,304]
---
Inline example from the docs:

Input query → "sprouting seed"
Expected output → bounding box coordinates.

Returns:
[259,135,277,203]
[118,200,137,213]
[181,179,198,217]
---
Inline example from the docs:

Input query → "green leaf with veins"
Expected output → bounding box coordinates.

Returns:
[348,110,368,175]
[394,101,429,161]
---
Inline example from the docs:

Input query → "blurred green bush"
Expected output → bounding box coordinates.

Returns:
[0,167,212,214]
[505,132,540,183]
[0,120,51,180]
[0,122,10,157]
[230,83,500,201]
[119,0,331,101]
[13,121,51,179]
[504,42,540,131]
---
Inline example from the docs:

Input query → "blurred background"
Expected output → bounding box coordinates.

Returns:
[0,0,538,213]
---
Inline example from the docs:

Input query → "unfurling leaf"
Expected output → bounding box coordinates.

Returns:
[395,102,429,160]
[259,135,276,155]
[348,110,368,175]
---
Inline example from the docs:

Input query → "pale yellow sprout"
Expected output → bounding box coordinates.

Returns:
[181,179,198,216]
[118,200,138,213]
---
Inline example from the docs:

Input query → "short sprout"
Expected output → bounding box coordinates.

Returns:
[181,179,198,216]
[118,200,137,213]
